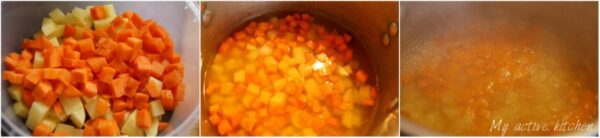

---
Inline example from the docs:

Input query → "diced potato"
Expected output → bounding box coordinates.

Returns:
[342,109,361,129]
[48,8,66,23]
[59,96,84,115]
[337,65,353,76]
[144,117,160,136]
[269,92,286,106]
[40,118,59,131]
[103,4,117,19]
[12,102,29,118]
[233,70,245,83]
[84,98,101,119]
[33,51,44,69]
[8,85,23,102]
[25,101,50,129]
[70,7,92,28]
[70,105,86,128]
[246,83,260,95]
[357,86,372,104]
[49,37,60,47]
[81,95,97,104]
[48,25,65,39]
[41,18,56,36]
[149,100,165,117]
[104,110,114,120]
[71,128,83,136]
[93,18,113,30]
[54,123,75,135]
[121,110,144,136]
[292,47,306,64]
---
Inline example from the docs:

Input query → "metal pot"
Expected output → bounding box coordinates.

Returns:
[400,2,598,136]
[200,2,399,136]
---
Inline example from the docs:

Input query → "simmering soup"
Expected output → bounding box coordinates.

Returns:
[401,21,597,136]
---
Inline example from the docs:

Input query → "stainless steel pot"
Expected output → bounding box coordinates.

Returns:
[200,2,399,136]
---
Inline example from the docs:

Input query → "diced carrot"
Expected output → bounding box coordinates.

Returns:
[148,61,166,77]
[62,85,82,97]
[42,68,61,80]
[42,91,58,106]
[111,16,126,26]
[113,111,127,125]
[82,125,97,136]
[125,77,140,97]
[97,119,119,136]
[4,55,18,70]
[356,70,368,84]
[115,42,133,61]
[63,25,77,38]
[22,91,34,108]
[86,57,107,74]
[52,102,65,119]
[146,81,162,99]
[82,81,98,97]
[109,59,128,73]
[230,114,242,129]
[209,114,221,125]
[58,69,72,85]
[76,38,95,53]
[111,77,127,98]
[44,47,62,68]
[71,68,90,83]
[32,81,52,101]
[136,109,152,129]
[112,98,126,112]
[130,12,145,28]
[174,84,185,102]
[208,104,221,115]
[158,122,168,132]
[162,70,181,89]
[218,120,233,135]
[3,71,24,84]
[98,66,116,84]
[134,93,149,109]
[62,59,86,68]
[95,98,111,117]
[32,124,52,136]
[23,69,42,89]
[160,90,175,111]
[142,37,165,53]
[90,5,106,20]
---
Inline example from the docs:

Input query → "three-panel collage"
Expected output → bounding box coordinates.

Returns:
[0,0,597,137]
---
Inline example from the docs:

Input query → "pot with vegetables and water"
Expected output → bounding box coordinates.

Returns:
[200,2,399,136]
